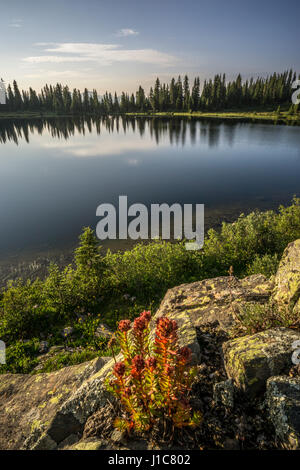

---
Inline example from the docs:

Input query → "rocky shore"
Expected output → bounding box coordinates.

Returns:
[0,239,299,450]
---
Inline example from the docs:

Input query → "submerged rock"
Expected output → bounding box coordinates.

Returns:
[266,375,300,449]
[223,328,300,398]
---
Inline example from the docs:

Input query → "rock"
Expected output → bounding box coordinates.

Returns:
[213,379,235,408]
[0,356,110,450]
[273,239,300,314]
[48,345,64,354]
[266,375,300,449]
[294,298,300,316]
[223,438,240,450]
[38,341,49,354]
[57,434,79,449]
[61,327,74,338]
[95,323,113,339]
[223,328,300,398]
[66,437,108,450]
[155,274,273,331]
[110,429,126,445]
[56,356,117,426]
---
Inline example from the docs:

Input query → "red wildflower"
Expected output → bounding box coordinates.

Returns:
[124,387,132,397]
[113,361,126,377]
[133,316,147,332]
[140,310,151,323]
[132,354,145,372]
[118,319,131,332]
[165,365,175,376]
[145,357,157,370]
[177,346,192,363]
[156,317,178,338]
[179,397,191,409]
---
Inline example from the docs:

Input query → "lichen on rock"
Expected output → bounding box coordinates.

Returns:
[273,239,300,314]
[266,375,300,449]
[222,328,300,398]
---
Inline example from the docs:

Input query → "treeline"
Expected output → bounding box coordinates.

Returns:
[1,70,299,114]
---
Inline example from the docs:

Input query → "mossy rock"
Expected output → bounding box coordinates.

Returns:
[266,375,300,449]
[273,239,300,312]
[0,357,110,450]
[67,438,107,450]
[223,328,300,398]
[155,274,273,331]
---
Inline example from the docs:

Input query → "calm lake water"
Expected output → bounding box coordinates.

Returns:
[0,116,299,261]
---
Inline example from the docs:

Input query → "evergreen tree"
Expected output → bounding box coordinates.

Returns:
[12,80,23,110]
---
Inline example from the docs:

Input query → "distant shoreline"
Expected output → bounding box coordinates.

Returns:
[0,110,299,125]
[126,110,300,125]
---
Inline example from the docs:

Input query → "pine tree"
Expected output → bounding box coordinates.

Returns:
[12,80,23,110]
[183,75,190,111]
[83,88,90,113]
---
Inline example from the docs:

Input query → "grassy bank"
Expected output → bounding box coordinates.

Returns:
[0,198,300,374]
[0,109,299,124]
[126,109,300,124]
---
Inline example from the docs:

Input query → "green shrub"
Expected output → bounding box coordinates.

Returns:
[246,253,279,277]
[35,349,101,373]
[233,300,300,336]
[0,339,39,374]
[0,279,50,342]
[104,240,202,301]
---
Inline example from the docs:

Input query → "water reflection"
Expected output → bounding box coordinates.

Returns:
[0,116,238,148]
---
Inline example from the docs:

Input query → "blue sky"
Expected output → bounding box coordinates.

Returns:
[1,0,299,93]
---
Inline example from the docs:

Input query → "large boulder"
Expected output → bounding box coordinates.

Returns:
[0,357,111,450]
[223,328,300,398]
[266,376,300,449]
[273,239,300,313]
[152,308,201,364]
[155,274,273,331]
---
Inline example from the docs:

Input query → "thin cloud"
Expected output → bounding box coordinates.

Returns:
[116,28,139,37]
[23,56,96,64]
[24,69,92,79]
[23,42,177,66]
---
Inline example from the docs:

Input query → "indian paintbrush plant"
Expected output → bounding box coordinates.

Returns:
[105,311,202,434]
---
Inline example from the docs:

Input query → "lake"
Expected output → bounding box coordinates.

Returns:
[0,116,299,262]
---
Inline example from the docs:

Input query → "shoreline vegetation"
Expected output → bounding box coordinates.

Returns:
[0,198,299,375]
[0,109,299,125]
[0,70,299,124]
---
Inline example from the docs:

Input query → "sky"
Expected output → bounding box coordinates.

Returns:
[1,0,299,94]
